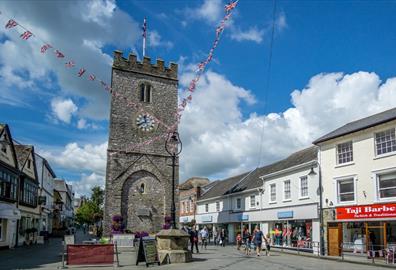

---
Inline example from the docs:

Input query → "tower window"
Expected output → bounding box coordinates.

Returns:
[139,83,152,103]
[139,183,145,194]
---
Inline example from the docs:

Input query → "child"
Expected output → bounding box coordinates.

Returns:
[236,233,242,250]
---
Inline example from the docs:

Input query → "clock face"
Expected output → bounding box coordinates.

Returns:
[136,114,155,132]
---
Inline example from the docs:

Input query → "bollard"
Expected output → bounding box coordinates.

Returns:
[115,242,120,267]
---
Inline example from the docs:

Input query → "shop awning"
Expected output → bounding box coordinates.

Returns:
[0,203,21,220]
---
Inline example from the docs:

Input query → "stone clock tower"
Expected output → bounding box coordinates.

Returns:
[103,51,178,235]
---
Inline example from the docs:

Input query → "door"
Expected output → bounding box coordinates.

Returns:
[328,223,342,256]
[366,222,386,251]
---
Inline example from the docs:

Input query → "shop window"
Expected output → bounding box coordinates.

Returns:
[377,172,396,199]
[250,195,255,208]
[284,180,291,200]
[375,128,396,156]
[337,141,353,164]
[270,184,276,202]
[300,176,308,198]
[216,201,220,212]
[236,198,241,209]
[337,178,355,203]
[205,204,209,213]
[139,83,152,103]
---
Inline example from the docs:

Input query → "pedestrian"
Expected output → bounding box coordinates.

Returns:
[220,228,226,247]
[264,233,271,256]
[190,227,199,253]
[200,226,209,250]
[236,232,242,250]
[213,228,218,246]
[242,226,251,255]
[253,225,264,256]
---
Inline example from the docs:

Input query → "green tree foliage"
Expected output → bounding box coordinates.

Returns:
[75,186,104,225]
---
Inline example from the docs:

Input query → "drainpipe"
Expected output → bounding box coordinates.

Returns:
[318,153,325,256]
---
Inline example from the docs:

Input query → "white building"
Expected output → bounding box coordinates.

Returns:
[0,124,20,248]
[35,154,56,234]
[54,179,74,229]
[196,147,320,252]
[314,107,396,256]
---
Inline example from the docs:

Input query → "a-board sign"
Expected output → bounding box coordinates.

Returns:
[136,237,160,267]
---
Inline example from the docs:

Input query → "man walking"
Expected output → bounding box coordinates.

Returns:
[253,225,264,256]
[200,226,209,250]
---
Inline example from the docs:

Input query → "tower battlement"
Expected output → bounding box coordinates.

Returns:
[113,50,178,80]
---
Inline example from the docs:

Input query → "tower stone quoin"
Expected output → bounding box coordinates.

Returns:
[104,51,179,235]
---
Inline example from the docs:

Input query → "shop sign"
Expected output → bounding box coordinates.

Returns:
[336,203,396,220]
[277,211,293,219]
[236,214,249,221]
[201,215,213,222]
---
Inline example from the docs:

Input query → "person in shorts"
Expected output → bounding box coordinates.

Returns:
[253,225,264,256]
[264,233,271,256]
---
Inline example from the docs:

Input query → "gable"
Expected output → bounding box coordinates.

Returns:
[0,125,18,170]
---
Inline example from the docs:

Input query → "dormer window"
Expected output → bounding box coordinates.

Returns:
[27,160,31,169]
[140,83,152,103]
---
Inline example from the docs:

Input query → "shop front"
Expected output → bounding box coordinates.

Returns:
[267,210,314,250]
[327,203,396,256]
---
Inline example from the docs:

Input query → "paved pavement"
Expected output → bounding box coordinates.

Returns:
[0,236,393,270]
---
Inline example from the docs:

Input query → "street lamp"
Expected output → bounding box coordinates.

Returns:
[165,131,182,229]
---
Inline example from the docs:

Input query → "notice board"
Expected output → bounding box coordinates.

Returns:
[136,237,160,267]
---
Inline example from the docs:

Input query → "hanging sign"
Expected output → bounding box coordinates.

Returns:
[336,203,396,220]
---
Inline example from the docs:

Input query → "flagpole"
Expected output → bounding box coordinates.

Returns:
[142,17,146,57]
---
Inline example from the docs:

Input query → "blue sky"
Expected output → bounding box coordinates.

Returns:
[1,0,396,196]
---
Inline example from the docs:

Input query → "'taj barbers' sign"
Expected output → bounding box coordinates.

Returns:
[336,203,396,220]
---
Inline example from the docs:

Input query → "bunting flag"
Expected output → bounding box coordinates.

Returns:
[55,50,64,58]
[5,19,17,29]
[225,1,238,13]
[77,68,85,77]
[40,44,52,53]
[65,61,75,68]
[20,31,32,40]
[0,1,239,152]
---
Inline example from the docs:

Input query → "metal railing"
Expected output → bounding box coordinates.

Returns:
[272,241,321,256]
[340,242,396,264]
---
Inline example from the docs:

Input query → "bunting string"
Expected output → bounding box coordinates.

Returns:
[0,0,239,152]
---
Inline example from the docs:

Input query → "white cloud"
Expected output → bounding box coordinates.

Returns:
[42,142,107,174]
[72,172,105,197]
[179,70,396,181]
[230,26,265,43]
[77,118,87,129]
[84,0,116,25]
[276,12,287,31]
[148,30,173,49]
[184,0,223,25]
[51,98,78,124]
[0,0,140,119]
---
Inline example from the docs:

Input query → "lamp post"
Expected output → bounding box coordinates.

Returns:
[165,131,182,229]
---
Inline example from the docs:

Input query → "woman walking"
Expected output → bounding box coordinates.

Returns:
[253,225,264,256]
[220,228,226,247]
[190,228,199,253]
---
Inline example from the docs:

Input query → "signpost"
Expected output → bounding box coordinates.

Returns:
[136,237,160,267]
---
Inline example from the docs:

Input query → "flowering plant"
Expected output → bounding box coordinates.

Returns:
[135,231,149,238]
[111,215,125,234]
[162,215,172,229]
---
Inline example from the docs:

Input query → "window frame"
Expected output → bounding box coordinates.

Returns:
[336,141,354,165]
[299,176,309,199]
[334,175,357,205]
[236,198,241,209]
[269,183,276,203]
[374,128,396,157]
[205,203,209,213]
[216,201,220,212]
[283,180,291,201]
[249,195,256,208]
[139,83,153,103]
[372,168,396,202]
